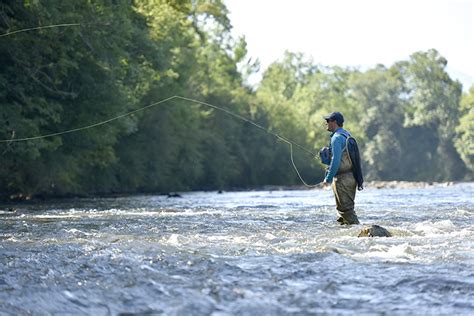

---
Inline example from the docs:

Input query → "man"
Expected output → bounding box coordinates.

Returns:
[322,112,360,225]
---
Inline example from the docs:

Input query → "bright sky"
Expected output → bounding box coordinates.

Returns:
[225,0,474,90]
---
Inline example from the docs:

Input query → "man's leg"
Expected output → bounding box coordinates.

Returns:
[331,173,360,225]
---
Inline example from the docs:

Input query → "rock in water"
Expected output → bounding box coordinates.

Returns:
[358,225,392,237]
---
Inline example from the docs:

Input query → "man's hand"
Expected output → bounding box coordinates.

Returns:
[322,180,331,190]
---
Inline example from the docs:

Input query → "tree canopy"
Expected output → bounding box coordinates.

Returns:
[0,1,472,199]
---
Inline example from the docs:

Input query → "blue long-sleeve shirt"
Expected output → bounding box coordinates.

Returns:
[324,127,350,183]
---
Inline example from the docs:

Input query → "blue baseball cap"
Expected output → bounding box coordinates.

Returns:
[324,112,344,125]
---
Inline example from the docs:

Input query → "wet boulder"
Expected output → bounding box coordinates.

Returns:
[358,225,392,237]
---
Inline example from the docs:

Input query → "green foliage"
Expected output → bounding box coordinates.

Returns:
[256,52,336,184]
[455,86,474,175]
[396,49,466,180]
[349,65,407,179]
[0,0,150,197]
[0,2,472,199]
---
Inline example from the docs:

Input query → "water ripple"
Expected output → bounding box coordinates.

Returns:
[0,184,473,314]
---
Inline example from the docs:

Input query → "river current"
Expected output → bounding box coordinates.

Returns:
[1,183,473,315]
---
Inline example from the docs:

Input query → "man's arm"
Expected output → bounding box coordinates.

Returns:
[324,135,344,183]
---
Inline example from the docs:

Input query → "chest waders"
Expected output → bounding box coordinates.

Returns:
[326,131,362,225]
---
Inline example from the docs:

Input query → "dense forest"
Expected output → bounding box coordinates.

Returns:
[0,0,473,200]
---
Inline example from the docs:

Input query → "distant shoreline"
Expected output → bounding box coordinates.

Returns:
[0,181,468,204]
[237,181,461,191]
[359,181,457,189]
[259,181,461,191]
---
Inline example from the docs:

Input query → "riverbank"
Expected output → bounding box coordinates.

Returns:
[363,180,456,189]
[261,180,458,191]
[0,181,464,204]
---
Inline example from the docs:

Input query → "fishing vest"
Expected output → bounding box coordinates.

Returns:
[319,130,364,190]
[319,130,351,166]
[335,130,353,175]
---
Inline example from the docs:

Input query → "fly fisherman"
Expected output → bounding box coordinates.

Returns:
[321,112,363,225]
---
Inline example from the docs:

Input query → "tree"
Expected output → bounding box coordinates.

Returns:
[256,52,327,184]
[0,1,145,197]
[396,49,466,181]
[0,1,469,199]
[455,86,474,177]
[349,65,407,179]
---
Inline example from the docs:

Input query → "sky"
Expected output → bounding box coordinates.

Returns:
[225,0,474,90]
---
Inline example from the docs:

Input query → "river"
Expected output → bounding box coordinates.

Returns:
[1,183,473,315]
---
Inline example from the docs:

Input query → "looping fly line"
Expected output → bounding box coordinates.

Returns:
[0,96,321,188]
[0,22,113,38]
[1,23,321,188]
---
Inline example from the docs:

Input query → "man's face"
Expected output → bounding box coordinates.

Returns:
[325,119,338,132]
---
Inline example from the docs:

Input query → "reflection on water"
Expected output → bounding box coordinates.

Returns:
[1,183,473,315]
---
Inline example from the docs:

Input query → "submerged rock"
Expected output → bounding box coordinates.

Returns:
[358,225,392,237]
[0,208,17,215]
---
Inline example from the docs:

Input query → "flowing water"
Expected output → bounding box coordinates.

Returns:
[0,183,473,315]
